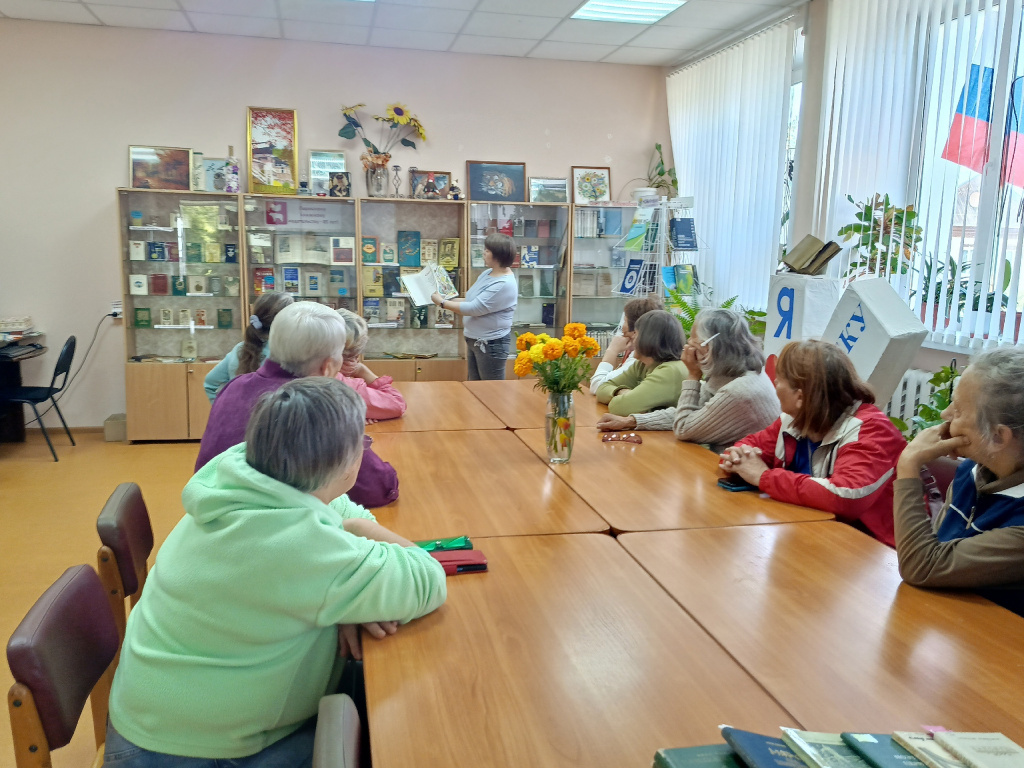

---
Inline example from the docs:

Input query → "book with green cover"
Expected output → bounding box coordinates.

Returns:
[841,733,927,768]
[890,734,966,768]
[781,729,872,768]
[933,733,1024,768]
[654,744,744,768]
[133,307,152,329]
[720,727,805,768]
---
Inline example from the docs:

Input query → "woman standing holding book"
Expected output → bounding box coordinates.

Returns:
[431,232,517,380]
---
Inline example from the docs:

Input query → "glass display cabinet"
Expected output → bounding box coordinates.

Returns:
[569,202,639,335]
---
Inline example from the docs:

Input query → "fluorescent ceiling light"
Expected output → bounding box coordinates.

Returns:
[571,0,686,25]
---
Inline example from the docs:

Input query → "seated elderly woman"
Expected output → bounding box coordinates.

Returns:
[720,339,906,547]
[106,378,446,766]
[595,310,687,416]
[196,301,399,508]
[894,347,1024,613]
[335,308,407,422]
[597,308,779,452]
[589,296,664,391]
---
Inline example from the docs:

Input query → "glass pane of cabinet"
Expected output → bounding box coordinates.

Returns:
[570,202,639,335]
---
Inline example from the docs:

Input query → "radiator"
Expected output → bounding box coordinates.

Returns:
[884,369,936,422]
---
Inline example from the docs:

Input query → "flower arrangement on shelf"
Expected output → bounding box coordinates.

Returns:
[339,102,427,197]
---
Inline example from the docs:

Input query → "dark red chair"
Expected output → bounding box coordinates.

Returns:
[96,483,154,641]
[922,455,962,517]
[6,565,119,768]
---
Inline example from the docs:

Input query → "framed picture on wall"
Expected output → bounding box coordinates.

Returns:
[129,146,193,190]
[466,161,527,202]
[329,172,352,197]
[309,149,345,196]
[572,166,612,204]
[529,177,569,203]
[409,169,451,199]
[247,107,298,195]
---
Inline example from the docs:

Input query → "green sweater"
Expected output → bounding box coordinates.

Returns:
[595,359,687,416]
[108,444,447,759]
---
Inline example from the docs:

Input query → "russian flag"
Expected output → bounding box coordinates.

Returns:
[942,64,994,174]
[1002,76,1024,187]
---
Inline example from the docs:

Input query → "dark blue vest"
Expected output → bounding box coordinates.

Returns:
[936,459,1024,541]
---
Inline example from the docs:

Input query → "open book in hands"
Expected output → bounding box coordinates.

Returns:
[400,265,458,306]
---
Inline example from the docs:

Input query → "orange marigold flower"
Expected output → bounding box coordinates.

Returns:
[564,322,587,340]
[542,339,564,360]
[516,332,538,351]
[513,351,534,377]
[579,336,600,358]
[562,337,581,358]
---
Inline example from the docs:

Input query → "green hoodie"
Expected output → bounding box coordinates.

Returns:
[108,444,447,759]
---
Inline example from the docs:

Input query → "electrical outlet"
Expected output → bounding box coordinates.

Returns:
[111,300,123,319]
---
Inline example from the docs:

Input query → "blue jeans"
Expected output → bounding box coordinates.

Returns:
[466,335,510,381]
[103,719,316,768]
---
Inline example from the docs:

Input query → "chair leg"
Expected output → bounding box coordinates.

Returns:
[50,398,75,446]
[28,403,57,461]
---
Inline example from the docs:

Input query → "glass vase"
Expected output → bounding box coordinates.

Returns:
[366,165,390,197]
[544,392,575,464]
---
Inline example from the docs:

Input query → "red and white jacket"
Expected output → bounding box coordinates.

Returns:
[734,401,905,547]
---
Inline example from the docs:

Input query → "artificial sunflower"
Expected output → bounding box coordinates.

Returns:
[341,103,366,116]
[386,103,411,125]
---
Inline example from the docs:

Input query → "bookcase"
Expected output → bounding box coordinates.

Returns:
[356,198,466,362]
[467,202,571,339]
[568,202,639,336]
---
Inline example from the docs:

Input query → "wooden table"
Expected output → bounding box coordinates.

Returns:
[366,381,504,433]
[463,379,606,429]
[516,428,834,532]
[619,523,1024,740]
[369,430,607,539]
[363,534,797,768]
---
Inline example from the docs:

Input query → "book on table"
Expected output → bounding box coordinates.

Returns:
[655,744,744,768]
[841,733,927,768]
[721,726,806,768]
[892,734,967,768]
[780,729,871,768]
[400,265,458,307]
[932,733,1024,768]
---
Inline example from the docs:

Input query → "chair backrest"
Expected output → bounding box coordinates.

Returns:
[48,336,76,394]
[7,565,119,767]
[96,483,154,603]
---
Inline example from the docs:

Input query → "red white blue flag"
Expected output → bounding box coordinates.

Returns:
[942,64,994,174]
[1002,76,1024,188]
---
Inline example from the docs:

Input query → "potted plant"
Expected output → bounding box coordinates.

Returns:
[837,193,923,277]
[629,143,679,200]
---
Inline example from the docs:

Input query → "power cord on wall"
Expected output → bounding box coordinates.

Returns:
[22,312,117,427]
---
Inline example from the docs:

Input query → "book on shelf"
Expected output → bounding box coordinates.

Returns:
[331,236,355,265]
[521,245,540,267]
[611,246,627,268]
[499,218,514,236]
[421,239,439,266]
[282,266,300,294]
[439,238,459,269]
[209,276,222,295]
[223,276,240,297]
[618,258,645,294]
[604,208,623,236]
[671,216,698,250]
[361,236,379,264]
[410,304,429,329]
[146,242,166,261]
[655,745,744,768]
[253,267,275,294]
[933,733,1024,768]
[513,218,525,238]
[159,308,173,326]
[363,265,384,297]
[178,308,191,326]
[511,247,521,268]
[133,307,151,328]
[400,265,458,307]
[362,297,381,323]
[382,265,402,297]
[524,219,538,238]
[471,243,486,267]
[203,242,222,263]
[398,230,421,267]
[780,729,871,768]
[276,234,300,263]
[217,308,233,329]
[385,298,406,325]
[572,271,597,297]
[303,234,331,265]
[539,269,556,297]
[250,244,272,264]
[542,302,555,327]
[193,309,208,327]
[185,242,202,263]
[596,271,613,297]
[165,243,179,262]
[841,734,927,768]
[380,242,397,264]
[329,269,350,297]
[171,276,187,296]
[224,243,238,263]
[662,265,678,296]
[892,734,967,768]
[519,272,535,298]
[720,727,806,768]
[675,264,697,293]
[149,274,170,295]
[304,270,325,297]
[537,219,551,239]
[435,305,455,327]
[129,240,146,261]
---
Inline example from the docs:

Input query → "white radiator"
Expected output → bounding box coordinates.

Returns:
[884,369,936,422]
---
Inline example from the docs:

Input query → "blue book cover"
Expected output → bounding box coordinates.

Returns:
[604,208,623,236]
[720,727,806,768]
[840,735,926,768]
[146,241,166,261]
[329,269,349,296]
[662,265,678,297]
[521,245,540,267]
[397,230,421,267]
[655,745,744,768]
[618,258,645,294]
[671,217,698,250]
[282,266,300,293]
[223,243,238,263]
[542,302,555,327]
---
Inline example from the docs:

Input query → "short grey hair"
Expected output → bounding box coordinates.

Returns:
[245,378,366,493]
[693,308,765,380]
[969,347,1024,445]
[268,301,348,377]
[336,308,369,360]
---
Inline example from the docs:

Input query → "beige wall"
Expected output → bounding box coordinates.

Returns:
[0,18,670,428]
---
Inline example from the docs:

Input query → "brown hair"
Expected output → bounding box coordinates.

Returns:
[776,340,874,436]
[623,296,664,332]
[484,233,516,268]
[633,310,685,365]
[237,292,294,375]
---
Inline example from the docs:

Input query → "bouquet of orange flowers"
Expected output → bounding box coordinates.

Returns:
[513,323,600,394]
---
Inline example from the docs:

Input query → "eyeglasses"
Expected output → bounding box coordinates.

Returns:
[601,432,642,444]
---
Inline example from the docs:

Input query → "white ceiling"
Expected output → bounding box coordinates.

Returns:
[0,0,804,67]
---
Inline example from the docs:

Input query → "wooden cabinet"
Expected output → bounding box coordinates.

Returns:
[187,362,217,437]
[365,359,416,381]
[414,358,466,381]
[126,362,215,442]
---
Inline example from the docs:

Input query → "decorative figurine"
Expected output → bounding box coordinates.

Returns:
[448,179,463,201]
[423,172,440,199]
[392,165,402,198]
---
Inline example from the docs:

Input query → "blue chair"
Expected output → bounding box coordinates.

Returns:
[0,336,76,461]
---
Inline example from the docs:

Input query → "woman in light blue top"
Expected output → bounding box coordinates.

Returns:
[431,233,518,380]
[203,291,293,402]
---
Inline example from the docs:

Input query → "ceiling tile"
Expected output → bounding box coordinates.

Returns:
[603,46,690,66]
[0,0,99,23]
[449,34,537,57]
[278,0,374,25]
[546,19,646,46]
[87,0,178,9]
[188,11,279,37]
[527,40,617,62]
[630,24,720,48]
[179,0,276,17]
[462,11,560,39]
[658,0,771,29]
[372,4,468,33]
[367,26,455,51]
[376,0,478,9]
[476,0,581,17]
[88,4,191,29]
[282,19,370,44]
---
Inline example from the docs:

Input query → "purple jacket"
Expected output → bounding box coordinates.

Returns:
[194,360,399,508]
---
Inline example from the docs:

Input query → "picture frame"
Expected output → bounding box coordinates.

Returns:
[329,172,352,198]
[529,177,569,203]
[247,107,298,195]
[202,157,229,192]
[466,161,527,202]
[309,149,345,196]
[129,146,193,190]
[409,169,452,199]
[572,166,612,204]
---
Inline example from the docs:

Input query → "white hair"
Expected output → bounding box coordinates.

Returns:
[336,308,369,359]
[970,347,1024,445]
[268,301,347,377]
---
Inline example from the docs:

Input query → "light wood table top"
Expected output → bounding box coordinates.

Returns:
[619,523,1024,740]
[363,534,797,768]
[462,379,606,429]
[366,381,504,433]
[369,430,607,539]
[516,428,833,532]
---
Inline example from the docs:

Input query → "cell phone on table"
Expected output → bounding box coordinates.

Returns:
[414,535,472,552]
[430,549,488,575]
[717,475,758,493]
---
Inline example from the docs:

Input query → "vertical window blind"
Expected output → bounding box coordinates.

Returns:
[666,21,796,310]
